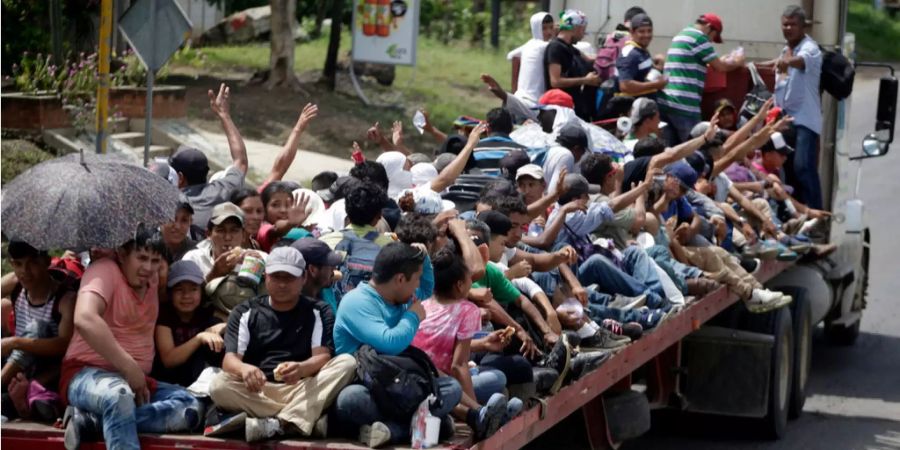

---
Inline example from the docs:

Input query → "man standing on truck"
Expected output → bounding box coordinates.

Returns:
[658,13,745,145]
[759,5,824,209]
[544,9,600,121]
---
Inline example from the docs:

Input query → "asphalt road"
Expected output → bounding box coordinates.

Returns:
[527,67,900,450]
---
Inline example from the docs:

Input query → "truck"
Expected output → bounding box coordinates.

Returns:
[2,1,896,449]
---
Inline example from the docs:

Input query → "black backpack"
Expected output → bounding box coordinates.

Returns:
[820,46,855,100]
[354,344,442,420]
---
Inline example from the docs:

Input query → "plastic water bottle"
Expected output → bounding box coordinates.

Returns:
[528,222,544,237]
[413,110,426,135]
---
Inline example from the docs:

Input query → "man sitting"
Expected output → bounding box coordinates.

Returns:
[61,228,200,450]
[207,247,356,442]
[332,242,477,447]
[1,242,76,422]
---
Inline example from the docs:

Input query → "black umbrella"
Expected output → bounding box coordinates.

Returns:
[1,151,182,250]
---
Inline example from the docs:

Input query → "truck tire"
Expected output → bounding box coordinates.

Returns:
[784,287,811,419]
[825,229,867,347]
[762,307,793,439]
[603,390,651,443]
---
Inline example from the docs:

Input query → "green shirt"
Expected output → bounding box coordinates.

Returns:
[658,26,718,118]
[472,262,521,305]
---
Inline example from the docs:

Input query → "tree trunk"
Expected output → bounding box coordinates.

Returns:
[312,0,329,39]
[267,0,302,90]
[322,0,343,91]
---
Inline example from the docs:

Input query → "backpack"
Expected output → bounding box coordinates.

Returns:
[739,63,773,123]
[594,31,630,82]
[334,230,383,296]
[206,274,266,317]
[819,46,855,100]
[354,344,442,420]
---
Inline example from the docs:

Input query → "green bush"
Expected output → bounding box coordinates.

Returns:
[848,0,900,61]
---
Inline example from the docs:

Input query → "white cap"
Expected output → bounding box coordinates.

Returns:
[515,164,544,181]
[266,247,306,277]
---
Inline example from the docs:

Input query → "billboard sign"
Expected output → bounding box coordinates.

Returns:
[351,0,418,66]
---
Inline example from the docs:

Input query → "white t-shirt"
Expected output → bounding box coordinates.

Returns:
[513,40,549,104]
[714,173,734,203]
[542,146,576,192]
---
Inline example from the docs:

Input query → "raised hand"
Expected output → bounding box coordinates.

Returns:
[288,191,311,226]
[295,103,318,131]
[208,83,231,118]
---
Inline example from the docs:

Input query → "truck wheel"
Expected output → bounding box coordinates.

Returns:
[785,288,811,419]
[824,319,861,346]
[603,390,651,443]
[761,306,793,440]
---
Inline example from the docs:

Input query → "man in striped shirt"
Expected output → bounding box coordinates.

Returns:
[658,13,745,145]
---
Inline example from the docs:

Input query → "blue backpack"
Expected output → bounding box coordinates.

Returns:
[334,230,383,297]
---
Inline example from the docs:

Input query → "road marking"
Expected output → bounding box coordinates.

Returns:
[805,394,900,422]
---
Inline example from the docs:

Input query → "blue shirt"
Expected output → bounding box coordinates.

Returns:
[774,35,822,135]
[662,196,694,224]
[549,201,615,248]
[333,283,421,356]
[616,43,656,97]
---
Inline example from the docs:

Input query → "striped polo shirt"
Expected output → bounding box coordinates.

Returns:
[658,27,718,118]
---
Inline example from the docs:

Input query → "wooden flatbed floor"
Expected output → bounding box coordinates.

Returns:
[1,261,788,450]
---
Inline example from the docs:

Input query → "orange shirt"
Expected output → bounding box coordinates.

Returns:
[63,258,159,374]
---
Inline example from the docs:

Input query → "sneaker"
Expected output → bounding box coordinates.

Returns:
[780,235,812,253]
[440,415,456,440]
[472,393,507,439]
[746,289,793,313]
[63,406,101,450]
[607,294,647,310]
[739,257,761,275]
[569,351,610,380]
[359,422,392,448]
[532,367,559,395]
[204,404,224,429]
[204,412,247,437]
[539,334,573,394]
[747,240,780,260]
[502,397,524,424]
[635,307,664,330]
[581,327,629,350]
[776,245,799,262]
[245,417,283,442]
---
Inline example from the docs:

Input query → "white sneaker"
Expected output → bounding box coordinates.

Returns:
[245,417,283,442]
[747,289,792,313]
[360,422,392,448]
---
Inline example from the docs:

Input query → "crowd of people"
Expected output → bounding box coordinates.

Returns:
[1,4,837,449]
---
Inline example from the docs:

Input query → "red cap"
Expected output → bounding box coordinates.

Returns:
[538,89,575,109]
[699,13,724,43]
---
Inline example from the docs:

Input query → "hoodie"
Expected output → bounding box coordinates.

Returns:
[507,12,552,104]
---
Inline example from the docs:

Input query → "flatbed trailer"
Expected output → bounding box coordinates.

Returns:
[1,261,790,450]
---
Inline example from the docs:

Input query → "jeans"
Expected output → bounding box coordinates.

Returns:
[474,353,533,385]
[331,376,462,444]
[585,290,644,324]
[6,319,53,376]
[67,367,201,450]
[661,109,700,146]
[577,251,665,308]
[789,125,823,209]
[471,368,507,405]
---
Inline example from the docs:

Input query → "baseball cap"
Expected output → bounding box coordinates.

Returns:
[761,132,794,155]
[169,147,209,183]
[291,238,344,267]
[402,188,456,215]
[209,202,245,226]
[630,98,659,127]
[699,13,724,43]
[714,98,736,116]
[629,13,653,30]
[452,116,481,128]
[534,89,575,110]
[477,210,513,236]
[562,173,590,199]
[516,164,545,182]
[559,9,587,31]
[556,124,589,150]
[266,246,306,277]
[500,150,531,180]
[167,260,205,288]
[665,161,698,190]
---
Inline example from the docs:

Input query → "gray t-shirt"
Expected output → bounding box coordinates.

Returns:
[183,166,245,228]
[591,193,637,249]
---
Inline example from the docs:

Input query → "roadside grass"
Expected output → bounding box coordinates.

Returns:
[191,34,512,132]
[848,0,900,62]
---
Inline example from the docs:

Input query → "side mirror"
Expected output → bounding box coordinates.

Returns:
[852,74,896,160]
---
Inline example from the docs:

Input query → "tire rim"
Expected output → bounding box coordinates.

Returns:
[798,314,810,392]
[779,333,790,409]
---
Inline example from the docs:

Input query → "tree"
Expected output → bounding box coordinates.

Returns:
[266,0,302,90]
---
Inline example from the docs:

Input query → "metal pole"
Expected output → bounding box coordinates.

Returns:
[144,0,157,167]
[49,0,63,65]
[490,0,500,49]
[96,0,113,154]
